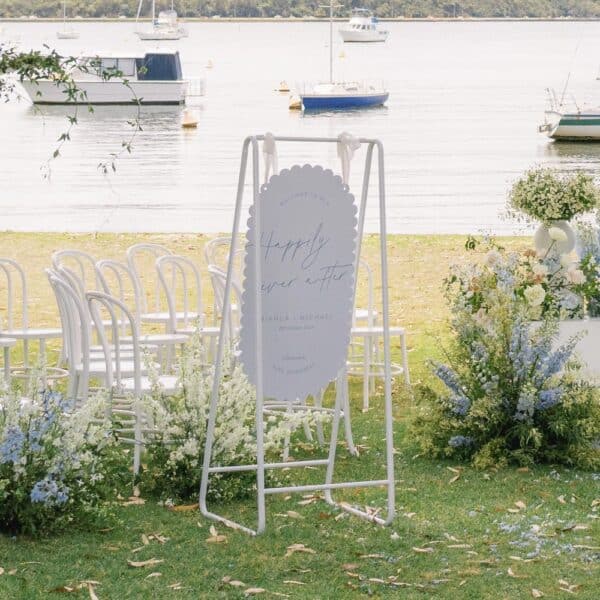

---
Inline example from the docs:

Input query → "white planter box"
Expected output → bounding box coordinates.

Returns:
[557,319,600,383]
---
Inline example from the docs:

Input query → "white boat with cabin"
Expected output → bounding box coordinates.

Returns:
[135,0,187,41]
[339,8,388,43]
[19,50,201,105]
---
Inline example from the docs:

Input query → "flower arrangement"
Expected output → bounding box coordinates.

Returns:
[457,237,584,321]
[141,333,327,503]
[575,221,600,317]
[507,168,600,224]
[413,239,600,469]
[0,379,127,535]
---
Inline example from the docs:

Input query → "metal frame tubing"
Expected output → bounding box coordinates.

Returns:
[199,135,395,535]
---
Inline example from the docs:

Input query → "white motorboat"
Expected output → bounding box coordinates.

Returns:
[135,1,187,41]
[19,50,202,105]
[56,1,79,39]
[339,8,388,43]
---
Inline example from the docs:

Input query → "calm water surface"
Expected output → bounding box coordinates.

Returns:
[1,20,600,233]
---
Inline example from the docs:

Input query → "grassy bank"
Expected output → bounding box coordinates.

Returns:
[3,233,598,599]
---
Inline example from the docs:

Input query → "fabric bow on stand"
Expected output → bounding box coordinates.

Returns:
[337,132,361,185]
[262,132,279,184]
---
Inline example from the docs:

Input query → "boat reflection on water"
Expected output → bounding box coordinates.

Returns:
[541,139,600,164]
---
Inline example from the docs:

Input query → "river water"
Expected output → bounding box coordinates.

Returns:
[1,20,600,234]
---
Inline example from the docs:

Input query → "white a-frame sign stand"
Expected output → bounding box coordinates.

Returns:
[199,134,395,535]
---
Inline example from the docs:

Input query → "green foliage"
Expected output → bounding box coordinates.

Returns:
[3,1,600,19]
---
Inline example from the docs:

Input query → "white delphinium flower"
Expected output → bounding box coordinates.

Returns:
[524,284,546,307]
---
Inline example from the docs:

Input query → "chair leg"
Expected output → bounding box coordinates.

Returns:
[400,332,410,385]
[3,347,10,383]
[362,335,370,412]
[340,373,358,457]
[133,399,142,475]
[314,389,325,446]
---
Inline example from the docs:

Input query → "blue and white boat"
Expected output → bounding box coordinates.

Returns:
[297,1,389,111]
[300,82,388,110]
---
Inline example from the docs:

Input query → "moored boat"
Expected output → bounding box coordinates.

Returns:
[136,1,187,41]
[339,8,388,43]
[297,1,389,111]
[539,109,600,140]
[300,82,388,110]
[19,50,199,105]
[56,1,79,39]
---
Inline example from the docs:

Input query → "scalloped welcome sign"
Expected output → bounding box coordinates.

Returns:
[239,164,358,401]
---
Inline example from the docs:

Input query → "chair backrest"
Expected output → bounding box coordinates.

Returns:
[86,291,142,396]
[204,236,244,281]
[95,259,142,333]
[208,265,242,342]
[126,243,172,314]
[156,255,204,332]
[51,249,101,291]
[46,269,91,396]
[0,258,28,330]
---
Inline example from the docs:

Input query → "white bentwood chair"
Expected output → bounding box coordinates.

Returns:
[0,258,64,377]
[86,291,181,474]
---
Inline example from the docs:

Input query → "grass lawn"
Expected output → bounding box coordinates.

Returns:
[1,233,598,599]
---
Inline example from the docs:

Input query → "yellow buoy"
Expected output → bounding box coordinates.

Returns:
[339,50,345,59]
[288,96,302,111]
[277,80,290,93]
[206,59,214,69]
[182,110,199,128]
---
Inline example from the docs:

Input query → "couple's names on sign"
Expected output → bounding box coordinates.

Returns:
[240,165,358,401]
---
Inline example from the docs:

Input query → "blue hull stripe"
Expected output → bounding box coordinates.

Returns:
[301,93,389,110]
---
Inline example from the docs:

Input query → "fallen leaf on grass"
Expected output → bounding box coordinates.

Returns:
[141,534,150,545]
[206,525,227,544]
[412,547,434,554]
[507,568,527,579]
[447,544,471,549]
[531,590,544,598]
[447,467,461,474]
[358,553,386,560]
[169,504,197,512]
[517,467,530,473]
[283,580,305,585]
[558,579,580,594]
[557,495,567,505]
[168,582,184,590]
[87,583,99,600]
[121,496,145,506]
[222,576,246,588]
[341,563,359,571]
[285,544,316,557]
[514,501,527,510]
[244,588,266,596]
[127,558,164,568]
[145,572,162,579]
[0,567,4,576]
[448,474,461,484]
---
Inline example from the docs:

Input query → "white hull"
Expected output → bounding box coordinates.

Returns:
[56,30,79,40]
[339,29,388,42]
[136,29,183,40]
[540,110,600,140]
[20,79,188,105]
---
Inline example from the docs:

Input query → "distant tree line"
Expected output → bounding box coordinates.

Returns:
[2,1,600,19]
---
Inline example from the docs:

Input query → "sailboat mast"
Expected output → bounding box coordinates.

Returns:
[329,0,333,83]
